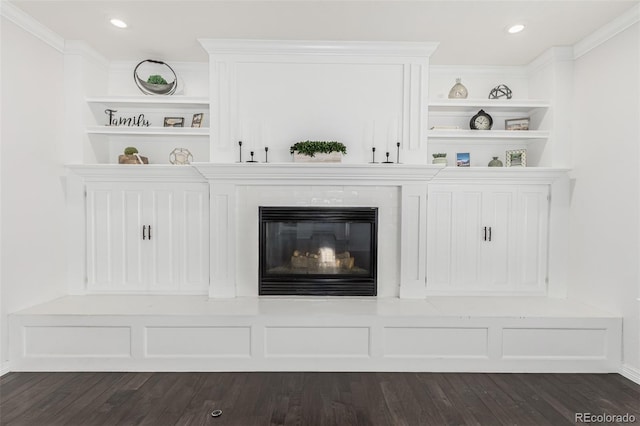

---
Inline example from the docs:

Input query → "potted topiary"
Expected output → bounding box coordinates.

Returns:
[432,153,447,165]
[290,141,347,163]
[118,146,149,164]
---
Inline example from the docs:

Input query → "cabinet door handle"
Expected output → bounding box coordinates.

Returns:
[148,225,152,240]
[142,225,147,240]
[483,226,487,241]
[488,227,492,242]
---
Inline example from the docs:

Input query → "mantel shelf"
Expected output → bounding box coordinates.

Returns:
[86,126,210,136]
[428,129,549,140]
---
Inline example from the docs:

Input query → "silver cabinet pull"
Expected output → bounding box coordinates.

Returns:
[143,225,147,240]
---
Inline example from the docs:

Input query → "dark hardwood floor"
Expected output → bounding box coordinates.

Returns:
[1,372,639,426]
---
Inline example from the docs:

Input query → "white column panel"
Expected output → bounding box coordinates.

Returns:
[210,183,236,297]
[399,184,427,298]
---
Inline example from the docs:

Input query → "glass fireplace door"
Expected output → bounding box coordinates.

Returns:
[259,207,377,296]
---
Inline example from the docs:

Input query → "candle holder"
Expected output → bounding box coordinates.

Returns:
[237,141,243,163]
[396,142,401,164]
[264,147,269,163]
[246,150,257,163]
[382,151,393,164]
[369,147,378,164]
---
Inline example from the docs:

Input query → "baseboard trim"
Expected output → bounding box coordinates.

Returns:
[1,361,12,377]
[619,364,640,385]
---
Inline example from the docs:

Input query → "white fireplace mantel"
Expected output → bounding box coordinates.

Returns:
[192,163,441,299]
[192,162,444,185]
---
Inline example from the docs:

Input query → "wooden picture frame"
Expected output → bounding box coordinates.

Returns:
[191,113,204,128]
[505,117,530,131]
[164,117,184,127]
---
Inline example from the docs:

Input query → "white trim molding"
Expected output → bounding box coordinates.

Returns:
[199,39,439,58]
[0,361,11,377]
[619,364,640,385]
[0,0,64,52]
[573,4,640,60]
[64,40,109,68]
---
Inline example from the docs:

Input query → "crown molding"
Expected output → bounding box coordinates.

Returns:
[573,4,639,60]
[526,47,574,75]
[199,39,439,58]
[64,40,109,68]
[0,0,64,52]
[430,65,527,76]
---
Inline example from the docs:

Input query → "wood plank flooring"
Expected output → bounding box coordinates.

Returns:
[1,372,639,426]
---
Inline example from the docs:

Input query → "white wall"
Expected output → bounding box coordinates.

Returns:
[1,18,68,368]
[569,23,640,373]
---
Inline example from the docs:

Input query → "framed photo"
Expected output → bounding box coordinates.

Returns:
[506,149,527,167]
[191,113,204,128]
[164,117,184,127]
[456,152,470,167]
[505,117,530,131]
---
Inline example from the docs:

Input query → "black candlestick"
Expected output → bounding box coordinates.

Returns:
[370,147,378,164]
[264,146,269,163]
[247,150,257,163]
[396,142,401,164]
[383,151,393,164]
[238,141,243,163]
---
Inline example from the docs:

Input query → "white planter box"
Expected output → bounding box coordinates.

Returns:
[293,151,343,163]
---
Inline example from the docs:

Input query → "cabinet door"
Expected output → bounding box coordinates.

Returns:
[427,184,483,290]
[427,183,549,294]
[179,184,210,291]
[86,183,146,291]
[145,183,209,293]
[480,186,518,289]
[514,185,549,291]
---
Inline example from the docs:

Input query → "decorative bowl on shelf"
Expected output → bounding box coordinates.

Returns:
[134,59,178,96]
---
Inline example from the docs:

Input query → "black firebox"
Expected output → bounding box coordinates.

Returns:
[259,207,378,296]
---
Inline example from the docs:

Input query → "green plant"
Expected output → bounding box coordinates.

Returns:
[147,74,168,85]
[124,146,139,155]
[290,141,347,157]
[432,153,447,158]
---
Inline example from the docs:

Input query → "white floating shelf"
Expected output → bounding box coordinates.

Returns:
[86,96,209,108]
[428,129,549,140]
[87,126,210,136]
[428,99,550,113]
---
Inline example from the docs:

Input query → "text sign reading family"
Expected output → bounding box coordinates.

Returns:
[104,109,150,127]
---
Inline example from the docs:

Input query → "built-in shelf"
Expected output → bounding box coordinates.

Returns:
[86,96,209,108]
[428,99,550,113]
[86,126,210,136]
[428,129,549,140]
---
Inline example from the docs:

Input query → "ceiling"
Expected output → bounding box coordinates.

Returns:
[9,0,640,66]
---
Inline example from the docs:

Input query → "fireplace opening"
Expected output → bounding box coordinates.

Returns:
[259,207,378,296]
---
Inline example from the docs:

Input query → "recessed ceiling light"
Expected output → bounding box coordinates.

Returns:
[507,24,525,34]
[110,18,128,29]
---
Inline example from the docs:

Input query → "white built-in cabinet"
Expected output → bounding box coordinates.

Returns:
[85,181,209,294]
[426,183,549,295]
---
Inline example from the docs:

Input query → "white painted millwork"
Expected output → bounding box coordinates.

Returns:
[427,183,549,295]
[68,166,210,294]
[85,97,210,164]
[8,296,622,372]
[85,182,209,294]
[200,39,437,164]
